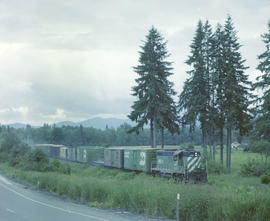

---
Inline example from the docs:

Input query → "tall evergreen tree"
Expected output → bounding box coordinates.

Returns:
[252,21,270,146]
[179,20,212,158]
[128,26,178,147]
[222,15,252,173]
[210,23,226,164]
[254,20,270,97]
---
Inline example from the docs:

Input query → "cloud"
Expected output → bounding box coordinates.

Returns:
[0,0,269,125]
[41,108,66,122]
[0,106,29,124]
[11,106,29,115]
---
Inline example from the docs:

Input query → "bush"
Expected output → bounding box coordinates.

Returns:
[22,149,51,172]
[240,159,270,176]
[249,139,270,161]
[0,151,9,162]
[207,160,225,174]
[59,163,71,175]
[242,144,251,152]
[261,175,270,184]
[28,149,49,163]
[50,158,61,170]
[0,132,20,152]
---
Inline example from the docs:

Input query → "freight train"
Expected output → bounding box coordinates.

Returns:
[33,144,207,182]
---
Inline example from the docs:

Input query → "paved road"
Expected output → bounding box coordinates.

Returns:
[0,174,165,221]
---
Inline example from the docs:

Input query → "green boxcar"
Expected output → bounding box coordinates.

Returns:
[50,146,60,158]
[77,146,104,164]
[59,146,68,160]
[104,147,124,168]
[67,147,77,161]
[77,146,88,163]
[86,147,104,163]
[124,148,159,173]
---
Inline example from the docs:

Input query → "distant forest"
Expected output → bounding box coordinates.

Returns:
[0,123,244,148]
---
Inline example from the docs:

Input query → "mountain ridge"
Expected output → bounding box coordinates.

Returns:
[4,117,134,130]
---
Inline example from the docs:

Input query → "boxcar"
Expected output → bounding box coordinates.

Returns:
[86,147,104,163]
[124,147,159,173]
[59,146,68,160]
[76,146,104,164]
[77,146,88,163]
[104,147,124,168]
[67,147,77,161]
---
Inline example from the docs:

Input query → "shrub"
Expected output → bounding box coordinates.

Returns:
[249,139,270,161]
[240,159,270,176]
[261,175,270,184]
[0,132,20,152]
[28,149,49,163]
[50,158,61,171]
[207,160,225,174]
[0,151,8,162]
[22,149,51,172]
[59,163,71,175]
[8,157,22,167]
[242,144,251,152]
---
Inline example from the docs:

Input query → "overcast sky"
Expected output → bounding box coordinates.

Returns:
[0,0,269,126]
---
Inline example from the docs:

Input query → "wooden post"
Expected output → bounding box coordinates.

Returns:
[176,193,180,221]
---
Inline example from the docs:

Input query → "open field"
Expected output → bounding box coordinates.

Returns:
[0,148,270,221]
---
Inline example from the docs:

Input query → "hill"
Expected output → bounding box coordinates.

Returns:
[5,118,134,130]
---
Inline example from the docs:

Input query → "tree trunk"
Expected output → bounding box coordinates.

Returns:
[150,120,154,148]
[209,133,212,160]
[153,113,157,148]
[229,127,232,171]
[212,127,216,160]
[226,126,232,173]
[220,127,224,166]
[161,128,164,149]
[202,130,207,161]
[213,142,216,161]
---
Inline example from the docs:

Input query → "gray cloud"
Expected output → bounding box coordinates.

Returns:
[0,0,269,125]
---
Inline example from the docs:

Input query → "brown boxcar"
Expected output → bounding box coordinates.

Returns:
[104,147,124,169]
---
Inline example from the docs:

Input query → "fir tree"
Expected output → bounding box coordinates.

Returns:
[210,23,226,164]
[252,21,270,148]
[254,20,270,95]
[222,15,252,173]
[128,26,178,147]
[179,20,212,158]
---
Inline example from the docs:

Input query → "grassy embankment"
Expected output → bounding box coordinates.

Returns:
[0,147,270,221]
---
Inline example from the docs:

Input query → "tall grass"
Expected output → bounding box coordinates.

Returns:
[1,161,270,220]
[1,149,270,220]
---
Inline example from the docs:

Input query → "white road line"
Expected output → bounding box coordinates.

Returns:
[0,182,109,221]
[6,208,16,213]
[0,175,12,185]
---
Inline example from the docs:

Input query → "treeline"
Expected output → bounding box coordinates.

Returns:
[0,123,203,147]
